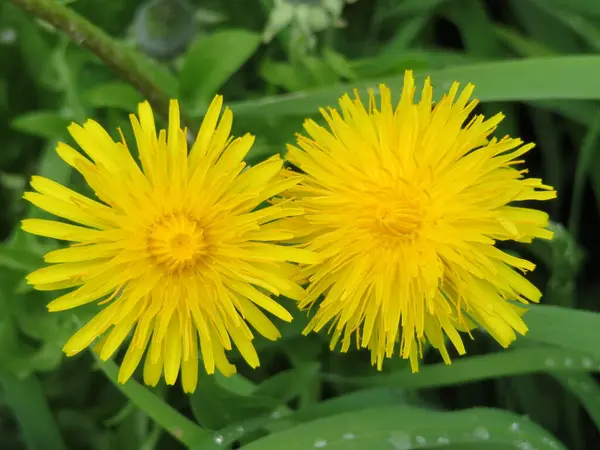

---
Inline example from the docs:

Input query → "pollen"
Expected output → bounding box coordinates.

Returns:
[146,212,208,273]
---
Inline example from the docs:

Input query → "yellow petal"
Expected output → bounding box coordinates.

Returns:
[143,335,163,387]
[44,243,121,263]
[22,219,102,242]
[164,315,182,385]
[118,320,153,384]
[63,303,119,356]
[228,280,292,322]
[181,331,199,393]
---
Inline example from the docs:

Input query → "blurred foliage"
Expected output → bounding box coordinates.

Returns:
[2,0,600,449]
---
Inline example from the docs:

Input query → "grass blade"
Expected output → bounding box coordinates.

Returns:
[568,110,600,237]
[94,357,207,447]
[0,373,67,450]
[230,56,600,117]
[323,347,599,389]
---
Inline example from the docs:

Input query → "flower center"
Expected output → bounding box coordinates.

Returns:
[375,199,423,237]
[146,213,207,273]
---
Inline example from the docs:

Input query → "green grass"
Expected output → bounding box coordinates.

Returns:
[1,0,600,449]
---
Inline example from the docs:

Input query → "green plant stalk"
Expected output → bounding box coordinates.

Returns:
[0,372,68,450]
[569,110,600,237]
[94,356,208,448]
[8,0,184,125]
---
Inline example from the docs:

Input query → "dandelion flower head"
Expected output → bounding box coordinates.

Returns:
[284,70,556,371]
[22,97,317,392]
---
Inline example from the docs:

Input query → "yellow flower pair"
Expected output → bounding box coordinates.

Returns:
[22,71,556,393]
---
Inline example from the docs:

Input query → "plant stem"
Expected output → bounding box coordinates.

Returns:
[8,0,190,125]
[94,356,208,448]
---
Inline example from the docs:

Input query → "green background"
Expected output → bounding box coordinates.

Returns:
[1,0,600,449]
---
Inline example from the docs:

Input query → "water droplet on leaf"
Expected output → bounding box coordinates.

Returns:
[473,427,490,440]
[388,431,412,450]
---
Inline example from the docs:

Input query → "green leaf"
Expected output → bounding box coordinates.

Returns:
[254,363,320,404]
[301,55,340,87]
[291,387,413,424]
[495,25,557,57]
[534,99,598,127]
[325,347,600,389]
[118,44,179,101]
[511,0,582,53]
[260,60,307,91]
[322,47,357,80]
[179,29,261,116]
[553,372,600,431]
[0,243,43,273]
[191,387,418,450]
[523,305,600,355]
[532,0,600,17]
[0,373,68,450]
[378,16,430,53]
[529,109,564,216]
[94,357,206,447]
[529,0,600,50]
[190,372,279,430]
[386,0,450,17]
[229,56,600,117]
[214,372,256,396]
[11,112,70,140]
[0,78,7,112]
[240,406,565,450]
[85,82,144,111]
[568,110,600,237]
[352,50,475,80]
[15,14,53,87]
[444,0,503,58]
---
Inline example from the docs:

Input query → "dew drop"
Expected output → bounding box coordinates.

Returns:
[544,358,556,368]
[437,436,450,444]
[271,411,282,419]
[314,439,327,448]
[582,357,593,368]
[236,426,245,433]
[542,436,561,449]
[548,439,562,449]
[510,422,521,433]
[473,426,490,440]
[0,28,17,44]
[515,440,534,450]
[387,431,412,450]
[214,434,224,445]
[564,357,573,367]
[342,433,355,440]
[415,435,426,445]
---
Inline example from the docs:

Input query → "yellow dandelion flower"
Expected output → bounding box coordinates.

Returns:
[22,97,317,392]
[284,70,556,372]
